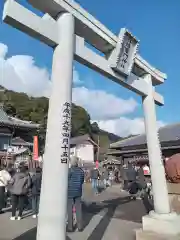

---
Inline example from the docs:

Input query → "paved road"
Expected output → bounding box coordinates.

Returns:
[0,184,150,240]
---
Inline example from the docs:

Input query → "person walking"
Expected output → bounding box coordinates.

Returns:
[67,156,84,232]
[103,167,109,188]
[120,164,128,190]
[126,162,138,199]
[31,167,42,218]
[90,166,99,194]
[126,162,137,185]
[114,168,120,183]
[9,164,31,220]
[108,169,114,186]
[136,165,147,199]
[0,165,11,213]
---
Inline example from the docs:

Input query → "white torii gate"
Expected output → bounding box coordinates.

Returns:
[2,0,180,239]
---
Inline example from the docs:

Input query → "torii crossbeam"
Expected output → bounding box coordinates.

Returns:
[3,0,164,105]
[3,1,180,240]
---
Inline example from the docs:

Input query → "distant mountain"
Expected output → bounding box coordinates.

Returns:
[100,129,121,143]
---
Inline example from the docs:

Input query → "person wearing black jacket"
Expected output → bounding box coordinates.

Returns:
[31,167,42,218]
[126,162,138,199]
[9,165,31,220]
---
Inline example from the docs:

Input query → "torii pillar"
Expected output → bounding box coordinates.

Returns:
[37,13,75,240]
[136,74,180,239]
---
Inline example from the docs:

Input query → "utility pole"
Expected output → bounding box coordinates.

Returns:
[0,88,5,107]
[96,135,100,164]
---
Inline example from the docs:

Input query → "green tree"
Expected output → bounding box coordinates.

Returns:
[91,122,100,134]
[3,103,17,116]
[1,87,120,152]
[71,104,92,137]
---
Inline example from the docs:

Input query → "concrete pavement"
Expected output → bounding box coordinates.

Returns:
[0,184,147,240]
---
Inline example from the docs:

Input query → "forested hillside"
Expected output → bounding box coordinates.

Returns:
[0,87,121,153]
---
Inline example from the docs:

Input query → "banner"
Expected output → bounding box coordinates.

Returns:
[33,136,39,161]
[95,160,99,168]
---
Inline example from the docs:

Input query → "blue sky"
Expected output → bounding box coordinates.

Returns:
[0,0,179,136]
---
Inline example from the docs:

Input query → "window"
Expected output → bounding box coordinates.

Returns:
[0,135,11,150]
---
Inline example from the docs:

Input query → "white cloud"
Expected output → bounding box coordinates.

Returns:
[73,67,82,84]
[0,42,138,118]
[0,42,166,137]
[96,117,166,137]
[0,43,8,58]
[72,87,138,119]
[0,43,80,97]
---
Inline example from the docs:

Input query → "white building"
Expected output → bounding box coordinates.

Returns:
[70,134,99,167]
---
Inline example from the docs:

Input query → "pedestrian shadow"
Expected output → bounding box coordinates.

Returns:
[102,195,153,223]
[13,228,36,240]
[82,201,103,228]
[86,202,117,240]
[80,197,131,240]
[142,194,154,214]
[83,194,151,229]
[13,227,72,240]
[22,210,33,218]
[84,195,153,240]
[12,196,152,240]
[2,208,34,218]
[2,207,12,213]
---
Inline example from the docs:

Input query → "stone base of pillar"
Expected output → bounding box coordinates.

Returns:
[136,229,180,240]
[136,211,180,240]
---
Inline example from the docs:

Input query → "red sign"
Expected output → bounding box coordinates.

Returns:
[143,166,150,175]
[33,136,39,161]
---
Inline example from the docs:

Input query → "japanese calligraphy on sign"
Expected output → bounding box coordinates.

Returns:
[110,28,139,77]
[118,35,132,70]
[61,102,71,164]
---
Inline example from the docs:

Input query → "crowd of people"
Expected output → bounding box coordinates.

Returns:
[88,166,118,194]
[120,162,152,200]
[0,156,85,232]
[0,164,42,220]
[87,161,152,199]
[0,157,152,232]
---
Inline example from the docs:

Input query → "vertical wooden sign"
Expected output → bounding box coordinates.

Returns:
[33,136,39,161]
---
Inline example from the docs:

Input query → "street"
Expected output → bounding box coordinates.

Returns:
[0,184,148,240]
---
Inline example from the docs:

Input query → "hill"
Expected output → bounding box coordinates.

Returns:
[0,87,120,154]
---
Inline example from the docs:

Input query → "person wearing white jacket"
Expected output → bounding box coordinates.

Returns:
[0,166,11,213]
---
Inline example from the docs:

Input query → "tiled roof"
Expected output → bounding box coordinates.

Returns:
[11,137,33,146]
[9,116,39,129]
[0,147,29,158]
[110,123,180,148]
[0,107,9,122]
[0,107,39,129]
[11,147,29,156]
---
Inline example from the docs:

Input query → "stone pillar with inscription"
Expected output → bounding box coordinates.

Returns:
[37,13,75,240]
